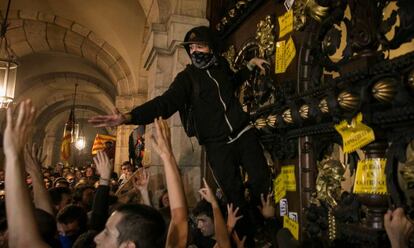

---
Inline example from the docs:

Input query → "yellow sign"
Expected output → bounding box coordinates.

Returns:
[278,9,293,38]
[353,158,387,194]
[274,173,286,204]
[275,40,286,74]
[283,215,299,240]
[285,37,296,70]
[282,165,296,191]
[275,37,296,74]
[334,113,375,153]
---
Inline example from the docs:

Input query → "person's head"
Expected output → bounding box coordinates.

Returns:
[193,199,214,237]
[49,187,72,212]
[54,177,70,188]
[121,162,133,177]
[85,166,95,177]
[182,26,219,69]
[65,172,76,186]
[73,185,95,211]
[57,205,88,247]
[55,162,64,174]
[158,190,169,208]
[94,204,166,248]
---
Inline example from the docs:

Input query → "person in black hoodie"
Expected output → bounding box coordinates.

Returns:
[89,26,271,245]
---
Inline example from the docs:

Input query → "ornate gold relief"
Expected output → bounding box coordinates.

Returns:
[319,98,329,113]
[266,114,277,128]
[254,118,267,129]
[282,109,293,123]
[222,45,236,71]
[293,0,329,31]
[372,78,397,103]
[315,157,346,207]
[255,15,275,58]
[337,91,360,111]
[299,104,310,119]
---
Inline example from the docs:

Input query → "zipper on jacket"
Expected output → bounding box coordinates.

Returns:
[206,70,234,133]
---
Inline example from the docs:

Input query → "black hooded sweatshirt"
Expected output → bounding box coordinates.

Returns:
[128,26,252,144]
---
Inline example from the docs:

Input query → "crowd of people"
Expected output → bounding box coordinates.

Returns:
[1,24,413,247]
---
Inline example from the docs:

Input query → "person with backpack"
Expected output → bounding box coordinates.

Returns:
[89,26,271,246]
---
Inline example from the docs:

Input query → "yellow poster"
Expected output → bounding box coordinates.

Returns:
[284,37,296,70]
[278,9,293,38]
[283,215,299,240]
[282,165,296,191]
[353,158,387,194]
[275,37,296,74]
[334,113,375,153]
[275,40,286,74]
[274,173,286,204]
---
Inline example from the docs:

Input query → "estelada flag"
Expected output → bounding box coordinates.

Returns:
[60,133,71,161]
[92,134,116,155]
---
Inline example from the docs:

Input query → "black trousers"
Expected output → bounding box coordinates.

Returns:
[205,128,271,246]
[205,128,271,207]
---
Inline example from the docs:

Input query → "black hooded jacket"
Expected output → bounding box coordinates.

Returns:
[128,27,252,144]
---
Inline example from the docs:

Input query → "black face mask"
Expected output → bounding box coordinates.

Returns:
[191,51,217,69]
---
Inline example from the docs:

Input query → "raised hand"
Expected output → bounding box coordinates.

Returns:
[93,150,113,181]
[150,117,173,158]
[232,231,246,248]
[384,208,413,248]
[248,57,270,74]
[198,178,218,206]
[133,167,150,192]
[24,143,46,176]
[88,109,128,127]
[258,193,275,219]
[226,203,243,232]
[4,100,36,157]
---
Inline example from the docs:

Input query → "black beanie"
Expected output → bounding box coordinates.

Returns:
[181,26,219,55]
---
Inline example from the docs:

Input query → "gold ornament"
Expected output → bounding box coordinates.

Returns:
[372,78,397,103]
[255,15,275,58]
[266,114,277,127]
[299,104,309,119]
[337,91,360,111]
[293,0,329,31]
[318,98,329,113]
[282,109,293,124]
[254,118,267,129]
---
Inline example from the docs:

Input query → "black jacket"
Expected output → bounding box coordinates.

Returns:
[129,57,252,144]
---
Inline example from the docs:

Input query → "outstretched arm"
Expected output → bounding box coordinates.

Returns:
[90,150,113,232]
[24,143,54,216]
[88,108,130,127]
[151,117,188,248]
[4,100,49,247]
[199,178,231,248]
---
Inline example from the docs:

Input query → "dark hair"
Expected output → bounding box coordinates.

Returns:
[73,185,95,203]
[73,230,98,248]
[49,187,72,205]
[56,204,88,233]
[192,199,213,219]
[115,204,166,248]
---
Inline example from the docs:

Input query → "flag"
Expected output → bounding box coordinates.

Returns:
[60,133,71,161]
[92,134,116,155]
[61,109,75,161]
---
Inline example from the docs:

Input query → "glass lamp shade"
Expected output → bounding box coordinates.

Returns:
[0,57,17,109]
[75,136,86,150]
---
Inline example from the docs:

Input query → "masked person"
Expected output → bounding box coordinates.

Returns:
[89,26,271,245]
